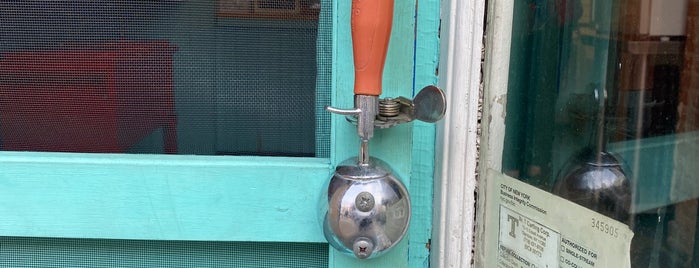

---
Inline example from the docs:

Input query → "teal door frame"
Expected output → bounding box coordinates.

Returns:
[329,0,440,266]
[0,0,440,267]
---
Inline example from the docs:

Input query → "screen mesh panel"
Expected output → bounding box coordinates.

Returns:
[0,237,328,268]
[314,0,331,158]
[0,0,330,157]
[0,1,331,266]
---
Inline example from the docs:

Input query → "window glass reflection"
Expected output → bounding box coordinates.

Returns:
[503,0,698,266]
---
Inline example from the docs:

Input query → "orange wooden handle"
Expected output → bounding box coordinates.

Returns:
[351,0,394,96]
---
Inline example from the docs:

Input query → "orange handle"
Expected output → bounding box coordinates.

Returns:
[352,0,394,96]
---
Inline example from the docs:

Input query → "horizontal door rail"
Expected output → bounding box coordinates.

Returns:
[0,152,330,242]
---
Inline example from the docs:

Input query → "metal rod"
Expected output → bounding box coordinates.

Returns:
[325,106,361,116]
[359,139,370,166]
[595,88,607,164]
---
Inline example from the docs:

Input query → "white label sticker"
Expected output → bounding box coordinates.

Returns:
[482,171,634,268]
[498,206,559,267]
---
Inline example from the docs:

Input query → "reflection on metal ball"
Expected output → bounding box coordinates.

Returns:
[319,157,411,259]
[553,150,631,223]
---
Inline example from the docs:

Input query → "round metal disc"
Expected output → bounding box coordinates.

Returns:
[413,85,446,123]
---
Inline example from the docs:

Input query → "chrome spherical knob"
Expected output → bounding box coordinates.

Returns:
[320,157,411,259]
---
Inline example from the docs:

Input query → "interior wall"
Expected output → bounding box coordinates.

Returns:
[676,0,699,263]
[679,0,699,132]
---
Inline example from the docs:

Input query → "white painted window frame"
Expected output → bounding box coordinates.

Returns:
[432,0,513,267]
[431,0,484,266]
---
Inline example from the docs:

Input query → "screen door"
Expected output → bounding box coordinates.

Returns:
[0,0,439,267]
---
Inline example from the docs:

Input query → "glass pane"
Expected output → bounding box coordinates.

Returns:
[503,0,698,266]
[0,1,329,157]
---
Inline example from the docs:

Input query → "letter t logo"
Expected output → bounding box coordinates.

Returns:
[507,214,519,238]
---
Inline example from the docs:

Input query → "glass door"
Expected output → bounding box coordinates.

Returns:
[0,0,440,267]
[480,0,699,267]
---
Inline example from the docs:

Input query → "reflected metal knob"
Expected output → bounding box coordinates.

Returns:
[320,157,411,259]
[553,150,631,223]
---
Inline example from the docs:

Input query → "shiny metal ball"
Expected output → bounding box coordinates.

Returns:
[320,157,411,259]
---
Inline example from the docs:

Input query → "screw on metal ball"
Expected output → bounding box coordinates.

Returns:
[352,238,374,259]
[355,192,375,212]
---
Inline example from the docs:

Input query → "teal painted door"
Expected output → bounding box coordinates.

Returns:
[0,0,439,267]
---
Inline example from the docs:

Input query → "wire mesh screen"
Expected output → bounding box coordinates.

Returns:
[0,0,330,157]
[0,1,331,266]
[0,237,328,268]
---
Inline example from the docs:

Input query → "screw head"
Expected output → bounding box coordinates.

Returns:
[355,192,375,212]
[352,238,374,259]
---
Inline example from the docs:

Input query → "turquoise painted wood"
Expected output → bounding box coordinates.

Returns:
[409,0,442,265]
[0,152,328,242]
[328,0,411,265]
[329,0,440,266]
[0,0,441,266]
